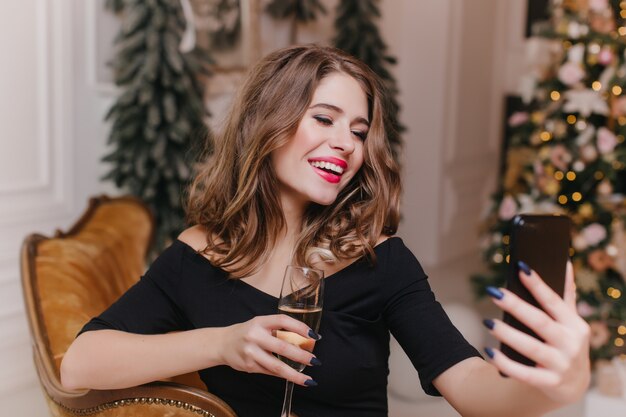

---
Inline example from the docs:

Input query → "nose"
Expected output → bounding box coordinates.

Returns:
[329,128,355,154]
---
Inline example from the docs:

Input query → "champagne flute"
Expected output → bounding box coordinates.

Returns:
[276,265,324,417]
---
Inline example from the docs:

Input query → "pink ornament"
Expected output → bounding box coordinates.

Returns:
[498,195,517,221]
[576,301,596,317]
[582,223,607,247]
[581,144,598,162]
[589,321,611,349]
[550,144,572,171]
[597,180,613,196]
[508,111,529,127]
[589,0,609,12]
[598,47,614,65]
[597,127,618,154]
[558,62,585,86]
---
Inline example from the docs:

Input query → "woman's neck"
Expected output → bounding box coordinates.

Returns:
[279,193,306,242]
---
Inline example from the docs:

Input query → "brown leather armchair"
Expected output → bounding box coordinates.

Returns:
[20,195,237,417]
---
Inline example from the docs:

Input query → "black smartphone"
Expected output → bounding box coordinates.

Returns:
[502,214,571,367]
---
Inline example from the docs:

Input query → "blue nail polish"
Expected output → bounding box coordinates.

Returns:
[484,347,495,359]
[310,357,322,366]
[304,379,318,387]
[518,260,531,276]
[485,286,504,300]
[308,329,321,340]
[482,319,495,330]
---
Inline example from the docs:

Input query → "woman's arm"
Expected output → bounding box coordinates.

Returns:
[434,261,590,417]
[61,315,320,390]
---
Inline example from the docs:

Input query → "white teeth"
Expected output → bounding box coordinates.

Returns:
[310,161,344,174]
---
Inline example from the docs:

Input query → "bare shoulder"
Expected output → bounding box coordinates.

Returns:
[177,225,210,252]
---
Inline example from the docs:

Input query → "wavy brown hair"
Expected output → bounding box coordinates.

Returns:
[186,45,401,277]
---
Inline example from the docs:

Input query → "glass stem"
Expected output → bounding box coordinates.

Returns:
[280,380,294,417]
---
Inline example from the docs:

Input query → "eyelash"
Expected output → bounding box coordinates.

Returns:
[313,115,367,141]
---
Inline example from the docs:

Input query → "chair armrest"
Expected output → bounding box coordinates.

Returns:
[34,349,237,417]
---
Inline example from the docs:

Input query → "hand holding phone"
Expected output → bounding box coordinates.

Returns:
[501,214,571,366]
[483,213,590,405]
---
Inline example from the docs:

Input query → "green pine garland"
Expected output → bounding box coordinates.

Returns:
[265,0,327,22]
[472,1,626,361]
[102,0,212,251]
[333,0,404,160]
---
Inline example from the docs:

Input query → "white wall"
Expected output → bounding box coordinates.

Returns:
[0,0,115,414]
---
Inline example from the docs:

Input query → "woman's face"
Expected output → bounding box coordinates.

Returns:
[271,72,369,210]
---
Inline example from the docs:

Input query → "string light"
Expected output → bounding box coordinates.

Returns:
[502,235,510,245]
[618,135,625,143]
[572,192,582,201]
[566,171,577,181]
[613,85,623,95]
[555,171,565,181]
[619,116,626,126]
[558,195,568,204]
[493,253,503,263]
[594,171,604,180]
[569,247,575,257]
[622,10,626,18]
[618,325,626,336]
[607,287,622,299]
[619,27,626,36]
[616,338,625,347]
[566,115,577,124]
[576,120,587,130]
[540,131,552,141]
[550,91,561,101]
[592,81,602,91]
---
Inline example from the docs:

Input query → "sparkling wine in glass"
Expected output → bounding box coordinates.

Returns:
[276,265,324,417]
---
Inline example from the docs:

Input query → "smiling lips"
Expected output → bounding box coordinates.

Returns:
[308,157,347,184]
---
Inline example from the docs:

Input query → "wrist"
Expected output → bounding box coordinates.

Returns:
[203,326,228,368]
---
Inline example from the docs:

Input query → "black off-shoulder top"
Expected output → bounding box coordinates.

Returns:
[80,237,480,417]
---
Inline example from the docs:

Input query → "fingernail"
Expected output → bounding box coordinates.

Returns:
[482,319,495,330]
[304,379,318,387]
[518,260,531,276]
[308,329,321,340]
[484,347,495,359]
[485,286,504,300]
[310,357,322,366]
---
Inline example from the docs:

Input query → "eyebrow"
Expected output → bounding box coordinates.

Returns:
[309,103,370,127]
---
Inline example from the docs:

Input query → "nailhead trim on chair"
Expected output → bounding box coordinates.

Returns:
[50,392,218,417]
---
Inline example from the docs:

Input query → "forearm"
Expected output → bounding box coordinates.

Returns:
[60,328,226,390]
[438,358,562,417]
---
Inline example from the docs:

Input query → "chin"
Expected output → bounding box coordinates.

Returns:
[309,191,340,206]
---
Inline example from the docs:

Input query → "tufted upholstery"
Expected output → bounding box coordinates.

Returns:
[20,195,237,417]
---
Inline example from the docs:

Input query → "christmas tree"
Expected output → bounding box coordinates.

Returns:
[333,0,403,159]
[103,0,212,251]
[473,0,626,361]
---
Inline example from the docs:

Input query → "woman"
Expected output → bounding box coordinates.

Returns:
[61,45,590,416]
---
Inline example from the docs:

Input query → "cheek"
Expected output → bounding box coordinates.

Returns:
[353,145,365,171]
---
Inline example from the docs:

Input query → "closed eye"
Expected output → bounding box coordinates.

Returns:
[352,130,367,141]
[313,115,333,126]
